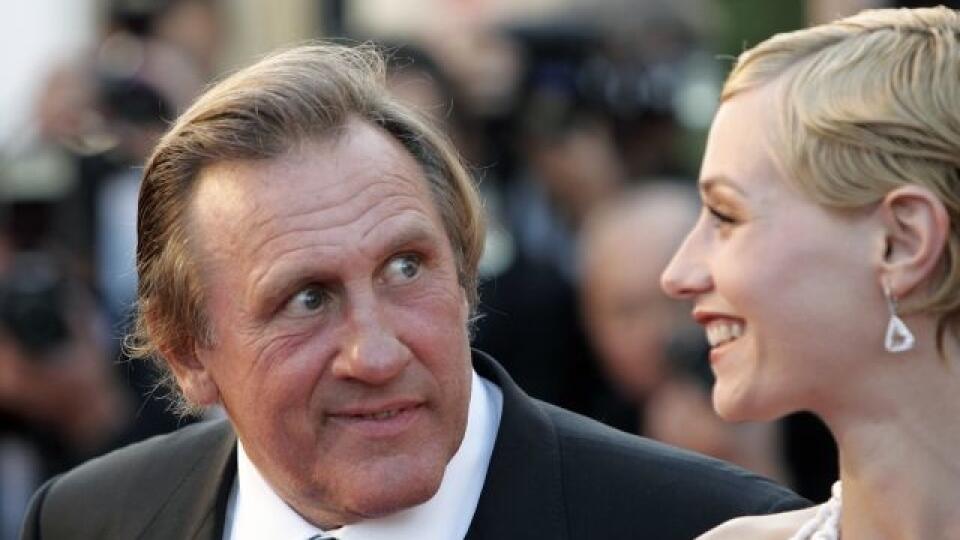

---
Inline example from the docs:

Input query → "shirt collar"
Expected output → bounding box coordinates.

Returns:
[224,369,503,540]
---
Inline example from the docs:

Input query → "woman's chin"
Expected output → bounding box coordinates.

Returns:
[712,388,784,423]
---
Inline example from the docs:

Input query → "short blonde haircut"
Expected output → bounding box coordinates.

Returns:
[127,43,485,414]
[722,7,960,349]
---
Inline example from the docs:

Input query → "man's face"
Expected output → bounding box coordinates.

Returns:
[185,118,473,527]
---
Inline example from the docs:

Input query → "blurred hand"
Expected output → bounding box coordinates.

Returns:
[0,303,129,452]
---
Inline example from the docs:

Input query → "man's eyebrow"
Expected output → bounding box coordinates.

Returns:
[364,216,440,254]
[247,254,335,311]
[699,175,746,197]
[361,216,436,251]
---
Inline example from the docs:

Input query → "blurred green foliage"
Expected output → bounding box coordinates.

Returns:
[712,0,806,58]
[675,0,806,177]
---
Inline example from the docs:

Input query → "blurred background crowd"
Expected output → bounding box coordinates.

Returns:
[0,0,952,537]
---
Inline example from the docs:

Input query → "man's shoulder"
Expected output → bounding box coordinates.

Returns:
[23,419,235,539]
[539,399,801,502]
[471,352,807,539]
[53,418,233,495]
[535,400,809,535]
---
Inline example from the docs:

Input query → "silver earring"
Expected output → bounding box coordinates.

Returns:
[883,282,915,353]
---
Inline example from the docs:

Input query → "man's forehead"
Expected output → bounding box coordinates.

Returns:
[191,123,431,217]
[186,121,446,268]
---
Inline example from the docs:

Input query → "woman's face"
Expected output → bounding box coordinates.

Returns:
[661,85,883,422]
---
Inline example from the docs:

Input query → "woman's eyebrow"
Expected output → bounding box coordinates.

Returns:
[699,175,747,198]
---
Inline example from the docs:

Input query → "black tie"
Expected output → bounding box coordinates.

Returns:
[308,535,338,540]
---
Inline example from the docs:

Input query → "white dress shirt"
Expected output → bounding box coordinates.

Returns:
[223,370,503,540]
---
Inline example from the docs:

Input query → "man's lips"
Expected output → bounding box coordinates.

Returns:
[326,400,426,436]
[330,399,424,419]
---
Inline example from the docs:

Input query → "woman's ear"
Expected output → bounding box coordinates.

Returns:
[877,185,950,298]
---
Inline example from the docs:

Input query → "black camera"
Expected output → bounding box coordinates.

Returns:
[0,252,70,356]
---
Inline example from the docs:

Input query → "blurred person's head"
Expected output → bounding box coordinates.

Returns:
[108,0,223,71]
[424,27,522,119]
[603,12,701,179]
[511,24,626,224]
[662,7,960,422]
[382,42,483,163]
[34,65,100,146]
[581,183,698,401]
[525,114,625,224]
[95,33,207,161]
[384,44,454,120]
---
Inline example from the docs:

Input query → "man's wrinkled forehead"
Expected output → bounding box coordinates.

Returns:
[192,119,429,202]
[185,120,442,258]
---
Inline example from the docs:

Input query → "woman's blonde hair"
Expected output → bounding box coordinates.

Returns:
[723,7,960,350]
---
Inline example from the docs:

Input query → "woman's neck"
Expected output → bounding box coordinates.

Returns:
[837,422,960,538]
[825,337,960,539]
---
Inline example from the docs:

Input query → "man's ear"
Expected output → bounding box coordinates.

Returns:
[158,340,221,407]
[877,185,950,298]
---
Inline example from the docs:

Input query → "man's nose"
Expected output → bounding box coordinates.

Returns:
[331,301,411,385]
[660,233,713,300]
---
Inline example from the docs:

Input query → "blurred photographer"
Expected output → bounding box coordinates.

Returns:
[0,198,129,540]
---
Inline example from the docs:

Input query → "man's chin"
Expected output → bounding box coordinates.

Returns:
[304,460,447,527]
[353,478,442,518]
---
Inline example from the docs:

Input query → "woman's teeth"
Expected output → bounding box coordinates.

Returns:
[706,320,744,347]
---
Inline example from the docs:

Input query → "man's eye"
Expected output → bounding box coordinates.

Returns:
[384,254,422,283]
[285,286,330,316]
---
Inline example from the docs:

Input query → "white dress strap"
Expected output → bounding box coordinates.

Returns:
[788,481,841,540]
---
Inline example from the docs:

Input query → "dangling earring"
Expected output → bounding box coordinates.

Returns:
[883,282,915,353]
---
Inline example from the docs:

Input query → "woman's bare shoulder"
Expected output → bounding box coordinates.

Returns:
[696,506,820,540]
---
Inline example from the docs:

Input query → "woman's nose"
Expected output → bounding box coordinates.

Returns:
[660,230,713,300]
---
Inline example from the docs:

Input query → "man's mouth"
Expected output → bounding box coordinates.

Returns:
[705,320,744,348]
[343,405,419,421]
[326,401,426,437]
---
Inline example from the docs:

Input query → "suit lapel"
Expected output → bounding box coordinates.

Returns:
[465,352,568,540]
[138,419,238,540]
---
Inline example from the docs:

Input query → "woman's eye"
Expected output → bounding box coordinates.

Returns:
[285,286,330,316]
[707,205,737,226]
[384,254,422,283]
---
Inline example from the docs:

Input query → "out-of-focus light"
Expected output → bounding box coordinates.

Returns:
[673,53,722,130]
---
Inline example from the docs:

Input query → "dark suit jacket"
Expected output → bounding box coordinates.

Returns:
[21,352,807,539]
